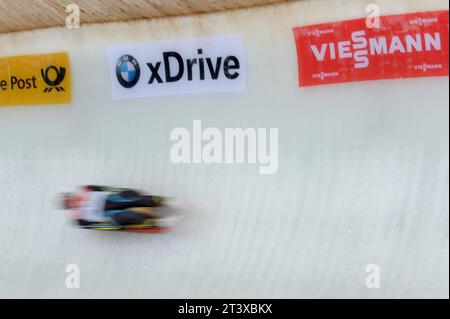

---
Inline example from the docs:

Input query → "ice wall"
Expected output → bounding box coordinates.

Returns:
[0,0,448,298]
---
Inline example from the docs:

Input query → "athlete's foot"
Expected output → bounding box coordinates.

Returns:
[152,196,166,207]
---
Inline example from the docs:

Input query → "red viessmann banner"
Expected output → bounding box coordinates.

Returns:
[293,10,449,86]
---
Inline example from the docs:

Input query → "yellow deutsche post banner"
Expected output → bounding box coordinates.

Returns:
[0,52,71,107]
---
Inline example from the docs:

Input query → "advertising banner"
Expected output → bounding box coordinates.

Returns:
[293,10,449,86]
[0,52,71,106]
[107,35,246,100]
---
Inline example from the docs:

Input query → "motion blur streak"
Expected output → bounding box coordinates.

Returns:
[0,0,448,298]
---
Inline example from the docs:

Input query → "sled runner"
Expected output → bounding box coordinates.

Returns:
[80,216,177,233]
[81,223,171,233]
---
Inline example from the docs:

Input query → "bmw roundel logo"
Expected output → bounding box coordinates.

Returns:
[116,55,140,88]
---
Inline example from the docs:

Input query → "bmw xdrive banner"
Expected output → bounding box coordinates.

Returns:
[0,52,71,106]
[107,35,246,100]
[293,10,449,86]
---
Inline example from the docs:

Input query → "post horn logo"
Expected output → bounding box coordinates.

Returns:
[41,65,66,93]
